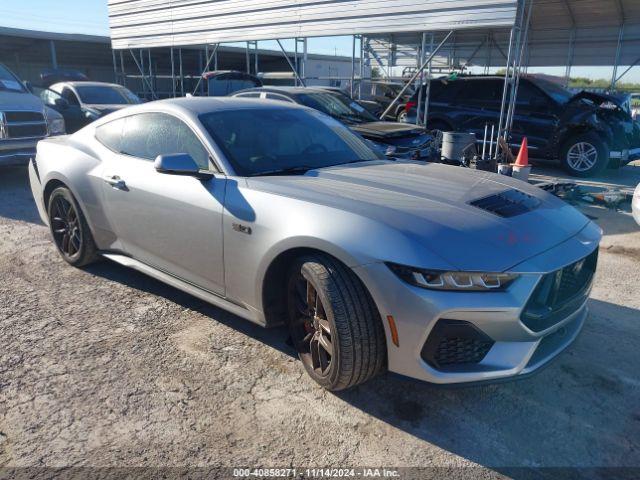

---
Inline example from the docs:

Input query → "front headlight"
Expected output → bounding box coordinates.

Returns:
[48,118,66,135]
[386,262,519,291]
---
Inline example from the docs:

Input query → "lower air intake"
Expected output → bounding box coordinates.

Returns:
[421,320,494,370]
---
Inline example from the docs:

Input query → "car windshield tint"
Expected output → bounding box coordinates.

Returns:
[0,64,25,92]
[199,108,382,176]
[75,86,140,105]
[534,79,573,104]
[296,92,378,124]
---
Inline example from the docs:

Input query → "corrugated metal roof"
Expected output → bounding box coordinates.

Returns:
[108,0,519,49]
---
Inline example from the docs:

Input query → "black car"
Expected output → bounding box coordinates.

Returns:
[40,81,141,133]
[232,86,434,159]
[203,71,262,96]
[404,75,640,177]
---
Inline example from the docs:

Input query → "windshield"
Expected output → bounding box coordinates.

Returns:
[0,64,26,93]
[296,91,378,124]
[199,108,383,176]
[75,85,140,105]
[534,78,573,104]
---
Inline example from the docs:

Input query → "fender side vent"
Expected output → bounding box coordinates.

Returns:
[469,189,541,218]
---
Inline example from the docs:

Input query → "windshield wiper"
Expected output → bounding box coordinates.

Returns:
[255,166,317,176]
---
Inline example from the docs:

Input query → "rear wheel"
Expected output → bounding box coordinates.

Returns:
[47,186,98,267]
[286,254,386,391]
[560,133,609,177]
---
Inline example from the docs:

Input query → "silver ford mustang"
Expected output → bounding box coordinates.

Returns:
[29,97,601,390]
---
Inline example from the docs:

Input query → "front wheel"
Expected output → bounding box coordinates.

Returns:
[286,254,386,391]
[560,133,609,177]
[47,186,98,267]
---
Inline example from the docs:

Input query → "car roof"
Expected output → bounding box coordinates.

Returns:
[50,81,124,89]
[237,86,339,95]
[92,96,310,125]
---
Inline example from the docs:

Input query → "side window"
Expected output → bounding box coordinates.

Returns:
[120,113,210,169]
[95,118,126,152]
[62,87,80,106]
[265,93,294,103]
[235,92,261,98]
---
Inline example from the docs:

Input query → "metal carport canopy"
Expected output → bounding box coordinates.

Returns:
[107,0,519,49]
[367,0,640,68]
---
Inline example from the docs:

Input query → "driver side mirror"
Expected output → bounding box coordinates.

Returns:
[22,80,33,93]
[154,153,212,179]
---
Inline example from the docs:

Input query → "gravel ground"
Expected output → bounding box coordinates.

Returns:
[0,165,639,478]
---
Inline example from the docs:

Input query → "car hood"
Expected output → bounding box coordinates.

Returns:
[570,90,628,110]
[350,122,425,140]
[0,91,44,112]
[247,162,591,272]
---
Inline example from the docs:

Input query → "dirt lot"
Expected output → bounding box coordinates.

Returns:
[1,164,639,478]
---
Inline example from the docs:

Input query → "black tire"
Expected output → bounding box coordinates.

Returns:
[560,133,609,177]
[286,254,386,391]
[47,186,99,267]
[396,110,408,123]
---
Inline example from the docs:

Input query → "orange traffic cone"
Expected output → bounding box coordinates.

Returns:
[515,138,529,167]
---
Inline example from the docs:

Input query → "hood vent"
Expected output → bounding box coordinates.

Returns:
[469,189,541,218]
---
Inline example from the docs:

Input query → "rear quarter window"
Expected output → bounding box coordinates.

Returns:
[95,118,125,152]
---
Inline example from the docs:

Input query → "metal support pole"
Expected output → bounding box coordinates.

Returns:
[359,36,364,98]
[611,25,624,90]
[423,33,434,127]
[415,32,427,125]
[170,47,176,97]
[179,48,184,97]
[246,42,251,74]
[301,39,307,85]
[276,39,306,87]
[129,50,156,99]
[294,38,299,86]
[112,49,118,84]
[139,49,146,98]
[496,27,516,153]
[120,50,126,87]
[192,44,220,95]
[507,0,533,132]
[148,49,153,95]
[380,31,454,120]
[564,29,576,87]
[615,55,640,84]
[49,40,58,69]
[255,41,259,76]
[351,35,356,98]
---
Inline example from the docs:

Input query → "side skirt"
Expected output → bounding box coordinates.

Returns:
[101,253,265,326]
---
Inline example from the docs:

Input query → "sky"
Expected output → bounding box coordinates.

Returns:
[2,0,638,83]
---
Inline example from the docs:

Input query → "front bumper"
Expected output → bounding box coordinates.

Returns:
[0,138,39,166]
[354,224,601,385]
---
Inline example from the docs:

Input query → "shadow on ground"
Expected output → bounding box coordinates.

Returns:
[0,166,43,224]
[86,258,640,475]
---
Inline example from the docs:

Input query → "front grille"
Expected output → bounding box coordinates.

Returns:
[7,123,47,138]
[521,249,598,332]
[470,189,541,218]
[421,320,494,370]
[5,111,44,123]
[1,111,47,140]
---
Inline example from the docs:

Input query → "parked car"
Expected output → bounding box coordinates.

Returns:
[403,75,640,177]
[39,69,89,88]
[232,86,433,159]
[0,63,66,166]
[203,71,262,96]
[41,82,141,133]
[633,183,640,226]
[361,81,415,121]
[319,86,383,117]
[29,97,601,390]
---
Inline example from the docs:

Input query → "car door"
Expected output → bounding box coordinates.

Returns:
[509,80,559,153]
[59,86,88,133]
[99,112,227,295]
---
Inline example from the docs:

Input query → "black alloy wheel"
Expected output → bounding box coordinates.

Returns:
[289,272,334,378]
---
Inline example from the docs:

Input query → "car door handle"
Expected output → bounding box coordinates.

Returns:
[104,175,126,190]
